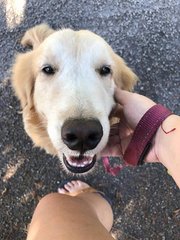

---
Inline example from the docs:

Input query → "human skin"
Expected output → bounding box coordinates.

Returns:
[102,88,180,187]
[26,181,114,240]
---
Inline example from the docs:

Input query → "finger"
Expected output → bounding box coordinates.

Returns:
[144,148,160,163]
[110,121,133,138]
[109,123,120,136]
[114,87,133,105]
[101,143,123,157]
[111,104,124,118]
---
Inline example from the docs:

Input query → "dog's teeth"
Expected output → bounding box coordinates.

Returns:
[70,161,78,166]
[69,161,85,167]
[67,156,94,168]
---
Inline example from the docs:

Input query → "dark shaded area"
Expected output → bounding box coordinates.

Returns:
[0,0,179,239]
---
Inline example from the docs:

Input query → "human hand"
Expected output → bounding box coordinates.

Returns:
[114,88,156,129]
[101,88,158,163]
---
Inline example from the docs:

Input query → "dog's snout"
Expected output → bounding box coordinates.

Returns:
[61,119,103,152]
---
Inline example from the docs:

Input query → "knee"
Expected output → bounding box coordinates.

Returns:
[37,193,68,210]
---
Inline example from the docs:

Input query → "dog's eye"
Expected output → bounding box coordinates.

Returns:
[99,65,111,76]
[42,65,55,75]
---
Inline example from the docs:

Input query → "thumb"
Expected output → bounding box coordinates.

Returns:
[114,88,134,105]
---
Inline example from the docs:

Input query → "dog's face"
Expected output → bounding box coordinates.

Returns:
[12,24,137,174]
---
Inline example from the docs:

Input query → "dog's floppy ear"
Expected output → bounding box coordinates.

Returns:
[113,54,138,91]
[12,24,55,109]
[21,24,55,49]
[12,52,35,109]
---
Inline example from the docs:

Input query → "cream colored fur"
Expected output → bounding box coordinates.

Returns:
[12,24,138,170]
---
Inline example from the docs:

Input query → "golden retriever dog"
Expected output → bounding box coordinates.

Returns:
[12,24,137,174]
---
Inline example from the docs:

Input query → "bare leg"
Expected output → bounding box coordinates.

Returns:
[27,180,114,240]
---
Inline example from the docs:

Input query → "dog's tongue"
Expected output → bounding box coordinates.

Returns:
[102,157,128,176]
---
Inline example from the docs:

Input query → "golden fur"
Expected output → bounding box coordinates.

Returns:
[12,24,138,160]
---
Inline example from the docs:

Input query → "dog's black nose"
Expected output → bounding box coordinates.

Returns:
[61,119,103,152]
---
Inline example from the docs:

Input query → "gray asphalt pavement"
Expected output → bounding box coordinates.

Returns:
[0,0,179,239]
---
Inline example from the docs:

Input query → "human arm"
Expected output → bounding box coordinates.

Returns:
[102,88,180,187]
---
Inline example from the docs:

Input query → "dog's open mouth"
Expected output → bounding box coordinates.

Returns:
[63,154,96,173]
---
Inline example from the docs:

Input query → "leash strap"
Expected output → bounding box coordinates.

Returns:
[123,104,172,165]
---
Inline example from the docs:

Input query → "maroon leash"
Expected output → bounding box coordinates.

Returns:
[103,104,172,176]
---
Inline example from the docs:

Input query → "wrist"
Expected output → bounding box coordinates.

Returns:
[154,115,180,187]
[155,115,180,166]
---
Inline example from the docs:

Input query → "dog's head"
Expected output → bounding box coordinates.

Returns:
[12,24,137,174]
